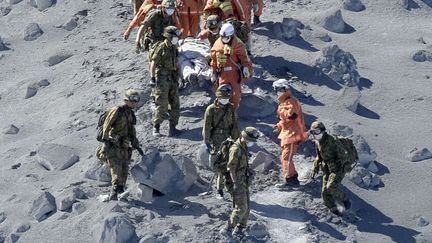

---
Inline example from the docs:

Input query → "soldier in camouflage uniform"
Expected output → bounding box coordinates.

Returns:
[102,89,143,200]
[222,127,260,239]
[140,0,179,51]
[150,26,181,137]
[202,84,240,199]
[199,15,222,47]
[309,121,351,215]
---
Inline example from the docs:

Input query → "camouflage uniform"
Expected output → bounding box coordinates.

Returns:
[102,104,139,192]
[312,132,350,210]
[227,138,250,229]
[142,9,177,50]
[203,99,240,191]
[150,39,180,127]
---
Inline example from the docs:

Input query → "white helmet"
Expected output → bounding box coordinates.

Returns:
[272,79,291,90]
[219,23,235,37]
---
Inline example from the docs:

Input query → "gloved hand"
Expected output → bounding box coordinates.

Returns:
[242,67,250,78]
[123,30,130,41]
[273,125,280,135]
[211,72,218,84]
[252,3,259,13]
[150,77,156,87]
[205,143,212,153]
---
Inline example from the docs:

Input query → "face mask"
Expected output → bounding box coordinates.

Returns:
[165,8,175,16]
[314,133,324,141]
[221,36,231,44]
[277,91,285,97]
[219,98,229,105]
[171,36,179,45]
[247,142,255,147]
[210,30,219,35]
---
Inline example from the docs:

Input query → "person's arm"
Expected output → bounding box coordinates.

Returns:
[202,106,213,144]
[102,107,120,141]
[310,147,322,179]
[227,145,239,184]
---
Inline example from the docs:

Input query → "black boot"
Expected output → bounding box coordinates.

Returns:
[253,15,261,25]
[216,189,224,199]
[232,226,245,240]
[117,186,125,194]
[168,124,181,137]
[286,174,300,187]
[152,124,160,137]
[109,188,118,201]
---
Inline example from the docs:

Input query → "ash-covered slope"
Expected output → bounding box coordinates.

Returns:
[0,0,431,242]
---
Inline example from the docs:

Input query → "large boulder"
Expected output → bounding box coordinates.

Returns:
[37,143,79,170]
[342,0,365,12]
[238,94,277,119]
[131,150,198,194]
[28,191,56,222]
[313,8,347,33]
[85,160,112,182]
[407,147,432,162]
[351,135,377,167]
[339,86,361,112]
[23,23,43,41]
[96,213,138,243]
[137,184,153,202]
[315,44,360,87]
[250,151,277,173]
[196,144,211,169]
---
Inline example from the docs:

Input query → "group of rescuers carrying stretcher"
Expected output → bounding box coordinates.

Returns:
[96,0,359,239]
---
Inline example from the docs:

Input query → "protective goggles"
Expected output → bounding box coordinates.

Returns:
[207,20,219,28]
[309,128,322,136]
[128,95,140,102]
[219,85,232,93]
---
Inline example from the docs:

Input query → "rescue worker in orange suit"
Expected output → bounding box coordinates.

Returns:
[123,0,162,41]
[229,0,247,24]
[210,23,253,109]
[272,79,308,188]
[203,0,235,22]
[177,0,204,38]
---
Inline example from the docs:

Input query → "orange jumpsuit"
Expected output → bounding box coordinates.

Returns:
[203,0,234,20]
[210,37,253,108]
[178,0,205,38]
[230,0,247,23]
[276,91,308,180]
[252,0,263,17]
[124,0,161,35]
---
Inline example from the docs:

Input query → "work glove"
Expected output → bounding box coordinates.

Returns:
[242,67,250,78]
[211,72,218,84]
[252,3,259,14]
[150,77,156,87]
[288,113,298,120]
[123,30,130,41]
[205,143,212,153]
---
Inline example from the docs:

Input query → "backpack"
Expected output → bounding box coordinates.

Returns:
[96,106,124,142]
[224,18,250,43]
[334,136,359,174]
[213,138,239,173]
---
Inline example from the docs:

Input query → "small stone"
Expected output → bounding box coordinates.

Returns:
[96,214,138,243]
[28,191,56,222]
[4,124,19,135]
[10,233,19,243]
[137,184,153,203]
[45,51,73,66]
[25,85,38,99]
[370,174,381,187]
[11,163,21,169]
[72,187,87,199]
[342,0,365,12]
[313,8,347,33]
[407,147,432,162]
[418,216,429,227]
[248,222,268,239]
[362,175,371,188]
[72,202,86,215]
[58,194,77,211]
[0,37,8,51]
[62,18,78,31]
[33,0,55,11]
[85,160,111,182]
[38,79,50,87]
[367,161,379,173]
[0,7,12,16]
[16,223,31,233]
[23,23,43,41]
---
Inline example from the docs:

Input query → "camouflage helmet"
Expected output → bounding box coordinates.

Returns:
[206,15,222,29]
[310,121,326,133]
[161,0,176,8]
[216,84,231,98]
[241,127,260,142]
[124,89,140,102]
[163,26,180,38]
